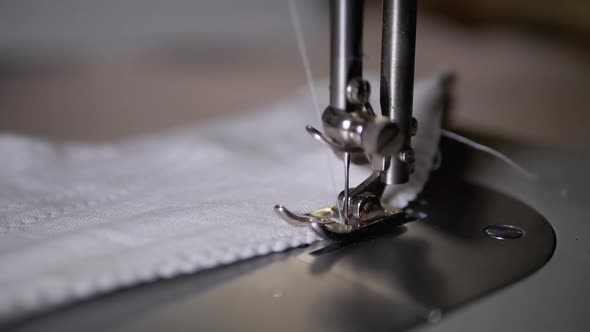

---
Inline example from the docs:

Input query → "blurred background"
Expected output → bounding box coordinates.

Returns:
[0,0,588,151]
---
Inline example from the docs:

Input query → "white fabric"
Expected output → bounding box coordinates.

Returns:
[0,74,448,322]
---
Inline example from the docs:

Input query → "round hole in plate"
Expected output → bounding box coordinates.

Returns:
[484,225,524,240]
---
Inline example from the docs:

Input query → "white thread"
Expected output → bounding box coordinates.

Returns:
[441,129,538,180]
[288,0,344,221]
[287,0,321,118]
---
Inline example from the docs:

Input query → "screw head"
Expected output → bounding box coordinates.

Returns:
[398,149,415,164]
[346,78,371,105]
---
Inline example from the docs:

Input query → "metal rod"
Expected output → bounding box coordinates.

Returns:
[379,0,417,184]
[329,0,364,111]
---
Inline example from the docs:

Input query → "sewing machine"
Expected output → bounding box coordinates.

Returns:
[8,1,577,332]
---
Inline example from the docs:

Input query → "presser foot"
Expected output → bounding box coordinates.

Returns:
[274,195,404,240]
[275,120,405,240]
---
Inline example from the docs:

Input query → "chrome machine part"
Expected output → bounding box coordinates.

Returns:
[380,0,418,184]
[276,0,419,237]
[329,0,363,112]
[275,171,400,240]
[274,197,403,241]
[346,78,371,105]
[320,107,401,156]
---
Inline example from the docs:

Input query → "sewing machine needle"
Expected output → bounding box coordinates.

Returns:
[343,151,350,223]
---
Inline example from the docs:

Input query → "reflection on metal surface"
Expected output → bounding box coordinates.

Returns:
[290,175,555,331]
[485,224,525,240]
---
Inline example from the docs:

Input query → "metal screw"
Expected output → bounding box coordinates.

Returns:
[398,149,415,164]
[484,225,524,240]
[346,78,371,105]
